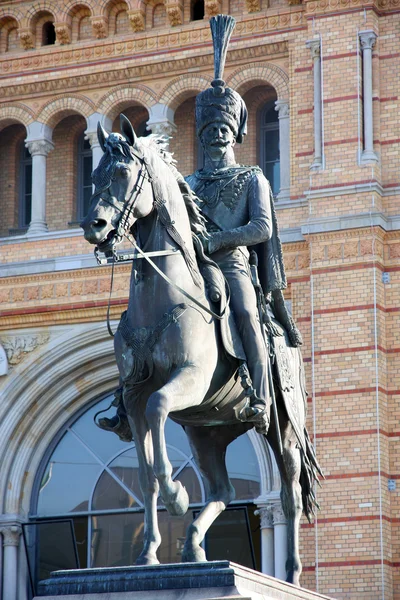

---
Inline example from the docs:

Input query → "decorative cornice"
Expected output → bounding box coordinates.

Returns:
[19,29,34,50]
[0,41,288,101]
[275,99,289,118]
[0,14,294,81]
[306,38,320,59]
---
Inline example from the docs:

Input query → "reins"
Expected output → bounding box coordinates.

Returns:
[94,149,227,337]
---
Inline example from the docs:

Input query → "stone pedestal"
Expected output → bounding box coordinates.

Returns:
[35,561,335,600]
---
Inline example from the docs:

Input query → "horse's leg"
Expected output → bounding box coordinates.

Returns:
[181,423,249,562]
[145,366,208,517]
[266,402,303,586]
[124,394,161,565]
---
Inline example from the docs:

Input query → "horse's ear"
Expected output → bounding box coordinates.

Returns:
[97,122,108,152]
[120,114,138,148]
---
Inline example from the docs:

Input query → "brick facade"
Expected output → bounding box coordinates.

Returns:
[0,0,399,598]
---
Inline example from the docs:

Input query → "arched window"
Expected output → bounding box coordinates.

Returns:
[76,133,92,221]
[31,395,261,579]
[192,0,205,20]
[42,21,56,46]
[19,144,32,229]
[259,101,280,196]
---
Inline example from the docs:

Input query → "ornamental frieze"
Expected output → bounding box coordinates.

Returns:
[0,41,288,100]
[0,13,294,79]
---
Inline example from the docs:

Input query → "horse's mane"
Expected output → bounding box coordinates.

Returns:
[139,135,208,238]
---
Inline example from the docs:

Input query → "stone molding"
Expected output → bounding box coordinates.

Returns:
[227,58,289,100]
[0,322,118,514]
[18,29,34,50]
[256,506,274,529]
[25,139,54,157]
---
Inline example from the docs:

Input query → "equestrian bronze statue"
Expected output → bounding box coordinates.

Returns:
[81,15,322,587]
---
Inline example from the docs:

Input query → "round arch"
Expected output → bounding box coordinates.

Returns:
[63,0,97,17]
[36,95,96,128]
[97,84,157,122]
[0,103,34,132]
[97,0,137,18]
[0,9,23,30]
[0,322,118,516]
[226,62,289,102]
[24,2,59,27]
[158,74,212,111]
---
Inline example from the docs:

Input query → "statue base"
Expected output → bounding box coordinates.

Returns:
[35,560,335,600]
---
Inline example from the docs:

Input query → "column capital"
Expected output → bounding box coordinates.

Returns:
[359,30,377,51]
[271,502,287,525]
[306,38,320,59]
[25,139,54,157]
[255,506,274,529]
[85,131,100,149]
[275,99,289,119]
[0,524,22,547]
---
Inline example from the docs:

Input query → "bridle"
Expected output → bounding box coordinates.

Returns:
[92,145,227,334]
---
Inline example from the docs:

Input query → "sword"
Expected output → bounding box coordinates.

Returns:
[249,250,283,455]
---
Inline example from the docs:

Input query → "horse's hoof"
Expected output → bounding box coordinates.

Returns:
[163,481,189,516]
[135,553,160,566]
[181,545,207,563]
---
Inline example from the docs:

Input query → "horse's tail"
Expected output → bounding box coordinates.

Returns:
[300,427,324,522]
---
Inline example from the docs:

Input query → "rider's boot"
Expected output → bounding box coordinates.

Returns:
[97,387,133,443]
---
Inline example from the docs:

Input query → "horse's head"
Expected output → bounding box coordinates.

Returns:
[81,114,153,254]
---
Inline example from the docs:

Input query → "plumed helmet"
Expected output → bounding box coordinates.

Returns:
[196,15,248,144]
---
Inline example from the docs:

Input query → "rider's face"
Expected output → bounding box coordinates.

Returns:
[201,122,236,161]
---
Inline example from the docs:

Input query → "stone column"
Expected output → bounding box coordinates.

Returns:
[272,503,288,581]
[25,139,54,235]
[255,505,274,576]
[85,113,112,172]
[306,39,323,169]
[275,100,290,201]
[147,103,177,146]
[1,524,21,600]
[359,30,378,163]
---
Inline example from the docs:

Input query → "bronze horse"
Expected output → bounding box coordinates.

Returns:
[81,115,321,586]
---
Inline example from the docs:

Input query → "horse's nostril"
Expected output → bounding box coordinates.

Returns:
[90,218,108,231]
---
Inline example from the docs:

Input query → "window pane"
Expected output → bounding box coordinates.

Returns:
[157,510,194,564]
[165,418,191,455]
[83,186,92,218]
[204,507,255,569]
[23,520,79,590]
[91,512,144,567]
[264,105,278,124]
[92,470,139,511]
[83,155,92,187]
[263,129,280,162]
[70,398,129,463]
[265,161,281,197]
[37,433,102,516]
[175,466,203,504]
[226,434,260,500]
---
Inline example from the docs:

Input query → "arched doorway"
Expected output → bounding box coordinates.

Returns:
[30,394,263,580]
